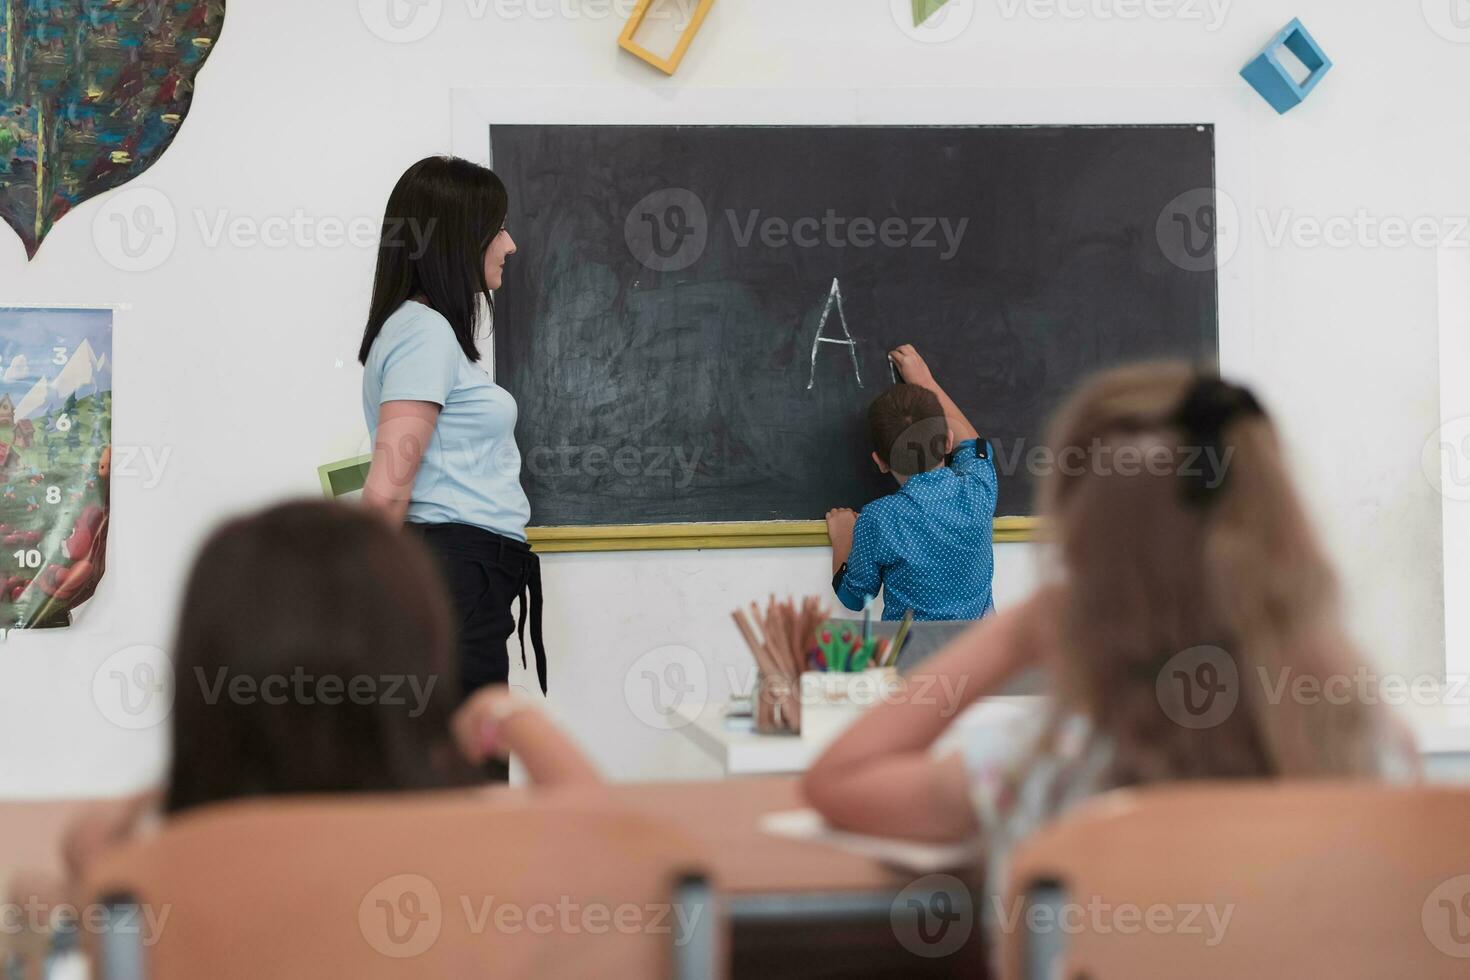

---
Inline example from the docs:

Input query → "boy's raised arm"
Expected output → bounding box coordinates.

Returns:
[889,344,980,445]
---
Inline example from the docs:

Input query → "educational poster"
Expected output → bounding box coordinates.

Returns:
[0,0,227,258]
[0,307,111,630]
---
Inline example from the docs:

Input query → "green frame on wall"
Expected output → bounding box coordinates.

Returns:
[318,455,1042,551]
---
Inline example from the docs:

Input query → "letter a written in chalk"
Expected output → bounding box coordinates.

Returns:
[807,278,864,391]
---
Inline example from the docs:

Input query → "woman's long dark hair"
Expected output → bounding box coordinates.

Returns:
[358,156,509,365]
[166,501,472,813]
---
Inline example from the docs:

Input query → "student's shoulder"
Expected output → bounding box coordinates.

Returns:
[858,491,904,522]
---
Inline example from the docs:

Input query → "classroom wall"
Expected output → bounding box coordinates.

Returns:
[0,0,1456,795]
[1439,246,1470,681]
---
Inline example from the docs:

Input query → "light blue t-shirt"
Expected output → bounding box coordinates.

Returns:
[362,302,531,541]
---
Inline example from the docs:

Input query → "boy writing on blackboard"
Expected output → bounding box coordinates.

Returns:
[826,345,997,621]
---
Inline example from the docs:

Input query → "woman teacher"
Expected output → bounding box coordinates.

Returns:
[358,156,546,699]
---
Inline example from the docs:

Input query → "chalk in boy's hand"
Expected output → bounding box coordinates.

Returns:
[888,344,937,390]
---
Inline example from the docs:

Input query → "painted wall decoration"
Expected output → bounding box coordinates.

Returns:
[0,0,225,258]
[0,307,111,630]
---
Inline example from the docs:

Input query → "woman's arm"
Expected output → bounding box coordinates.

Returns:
[361,400,440,525]
[453,687,602,786]
[801,594,1049,842]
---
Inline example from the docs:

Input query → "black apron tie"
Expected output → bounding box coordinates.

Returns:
[515,550,547,695]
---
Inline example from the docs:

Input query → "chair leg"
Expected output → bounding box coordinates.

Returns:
[671,873,720,980]
[94,902,145,980]
[1023,884,1069,980]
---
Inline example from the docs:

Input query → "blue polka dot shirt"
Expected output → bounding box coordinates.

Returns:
[834,439,998,622]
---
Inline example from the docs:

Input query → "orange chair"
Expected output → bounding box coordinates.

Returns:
[1000,783,1470,980]
[82,790,722,980]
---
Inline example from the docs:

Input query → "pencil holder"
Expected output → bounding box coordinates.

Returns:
[799,667,901,749]
[753,671,801,735]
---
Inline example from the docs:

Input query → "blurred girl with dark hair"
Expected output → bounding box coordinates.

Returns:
[11,502,595,927]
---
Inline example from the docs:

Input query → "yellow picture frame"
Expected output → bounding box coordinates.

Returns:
[319,454,1042,552]
[618,0,716,76]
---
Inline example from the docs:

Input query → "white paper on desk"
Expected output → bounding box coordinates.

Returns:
[760,809,979,874]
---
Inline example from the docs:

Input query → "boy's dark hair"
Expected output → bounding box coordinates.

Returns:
[868,384,949,477]
[166,501,474,814]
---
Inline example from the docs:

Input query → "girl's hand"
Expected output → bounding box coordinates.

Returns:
[452,685,531,764]
[889,345,936,389]
[451,685,603,786]
[64,792,159,881]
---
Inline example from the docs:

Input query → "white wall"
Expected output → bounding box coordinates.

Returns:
[1438,246,1470,681]
[0,0,1455,795]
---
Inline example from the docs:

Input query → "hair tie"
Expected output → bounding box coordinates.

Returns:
[1169,374,1265,506]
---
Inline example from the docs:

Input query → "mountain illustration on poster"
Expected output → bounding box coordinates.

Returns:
[0,307,112,631]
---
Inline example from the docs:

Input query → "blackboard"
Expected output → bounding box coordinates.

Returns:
[492,124,1219,527]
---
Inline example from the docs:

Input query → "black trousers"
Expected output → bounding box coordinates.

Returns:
[407,522,547,698]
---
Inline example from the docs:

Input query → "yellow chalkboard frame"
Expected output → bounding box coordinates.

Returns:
[319,454,1041,552]
[528,517,1041,553]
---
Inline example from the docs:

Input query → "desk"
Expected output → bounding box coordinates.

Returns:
[677,694,1470,781]
[675,697,1049,777]
[1405,702,1470,780]
[590,777,987,978]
